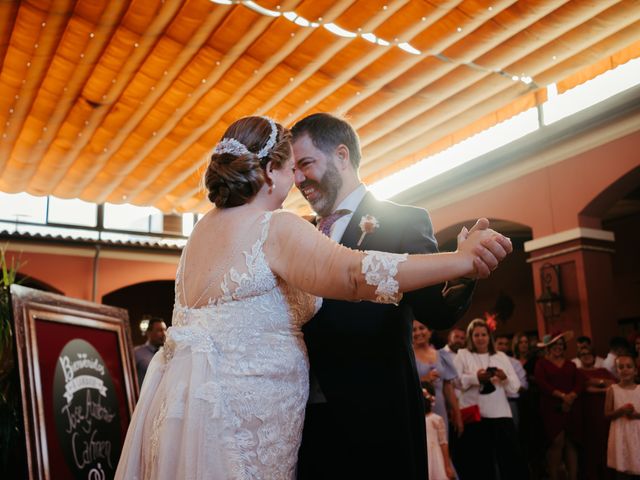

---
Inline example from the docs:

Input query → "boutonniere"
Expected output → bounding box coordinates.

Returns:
[357,214,379,246]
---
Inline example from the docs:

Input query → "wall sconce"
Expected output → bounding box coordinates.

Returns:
[139,317,150,335]
[536,263,564,320]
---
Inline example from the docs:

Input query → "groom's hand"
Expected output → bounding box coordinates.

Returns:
[457,218,489,246]
[457,218,494,279]
[457,218,512,279]
[456,218,490,248]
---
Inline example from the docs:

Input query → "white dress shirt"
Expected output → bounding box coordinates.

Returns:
[327,184,367,242]
[602,352,619,378]
[572,356,605,369]
[507,356,528,399]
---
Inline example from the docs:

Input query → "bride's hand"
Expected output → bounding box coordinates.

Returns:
[458,223,512,278]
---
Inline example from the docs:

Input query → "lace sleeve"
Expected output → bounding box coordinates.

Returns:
[361,251,408,304]
[265,211,473,303]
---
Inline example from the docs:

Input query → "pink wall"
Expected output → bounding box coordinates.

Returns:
[428,130,640,238]
[5,249,178,302]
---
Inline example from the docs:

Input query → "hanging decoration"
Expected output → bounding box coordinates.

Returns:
[209,0,535,86]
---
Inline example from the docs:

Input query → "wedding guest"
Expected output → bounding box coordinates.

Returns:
[440,326,466,469]
[454,319,525,479]
[603,337,634,379]
[422,381,456,480]
[495,334,528,429]
[578,346,616,480]
[534,331,582,480]
[443,327,466,358]
[413,321,463,436]
[605,354,640,479]
[512,332,532,367]
[572,336,604,368]
[134,317,167,387]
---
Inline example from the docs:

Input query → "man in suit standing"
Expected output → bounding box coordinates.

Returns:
[134,316,167,387]
[292,113,482,479]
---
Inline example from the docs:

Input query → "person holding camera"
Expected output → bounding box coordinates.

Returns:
[453,318,526,479]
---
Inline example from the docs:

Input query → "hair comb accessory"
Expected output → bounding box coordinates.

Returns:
[256,116,278,159]
[213,138,252,157]
[213,117,278,159]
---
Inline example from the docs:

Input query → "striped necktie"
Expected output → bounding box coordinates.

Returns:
[317,209,351,237]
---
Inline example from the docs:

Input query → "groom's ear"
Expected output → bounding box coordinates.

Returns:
[335,144,350,170]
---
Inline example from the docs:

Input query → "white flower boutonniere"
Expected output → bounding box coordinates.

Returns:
[357,214,380,246]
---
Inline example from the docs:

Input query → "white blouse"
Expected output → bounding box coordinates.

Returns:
[454,349,520,419]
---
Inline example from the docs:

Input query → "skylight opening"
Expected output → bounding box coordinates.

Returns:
[369,108,540,199]
[543,57,640,125]
[370,56,640,199]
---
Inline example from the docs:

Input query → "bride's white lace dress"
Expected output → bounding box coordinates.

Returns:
[115,210,407,480]
[116,212,320,479]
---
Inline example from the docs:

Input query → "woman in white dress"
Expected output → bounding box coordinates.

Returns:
[114,116,512,480]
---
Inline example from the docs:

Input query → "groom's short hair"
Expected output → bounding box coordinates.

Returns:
[291,113,362,169]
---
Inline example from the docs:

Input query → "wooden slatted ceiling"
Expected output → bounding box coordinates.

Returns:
[0,0,639,215]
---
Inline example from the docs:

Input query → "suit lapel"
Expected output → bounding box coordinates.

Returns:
[340,191,378,249]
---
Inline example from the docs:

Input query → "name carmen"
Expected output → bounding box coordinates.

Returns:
[59,354,116,470]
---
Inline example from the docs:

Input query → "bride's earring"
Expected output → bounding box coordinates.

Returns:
[268,181,275,194]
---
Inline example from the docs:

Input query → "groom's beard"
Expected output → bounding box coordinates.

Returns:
[298,160,343,217]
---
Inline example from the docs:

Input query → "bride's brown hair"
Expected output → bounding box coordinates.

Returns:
[205,117,292,208]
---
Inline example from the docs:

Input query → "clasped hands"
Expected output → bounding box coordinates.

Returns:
[457,218,513,279]
[553,390,577,412]
[619,402,640,419]
[476,368,507,383]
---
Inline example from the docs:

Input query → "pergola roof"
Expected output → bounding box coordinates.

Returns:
[1,0,639,214]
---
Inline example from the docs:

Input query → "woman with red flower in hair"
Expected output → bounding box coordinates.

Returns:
[453,318,526,479]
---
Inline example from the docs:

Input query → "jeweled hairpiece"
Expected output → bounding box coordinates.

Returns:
[213,116,278,159]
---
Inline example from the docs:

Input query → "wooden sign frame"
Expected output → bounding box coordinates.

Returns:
[11,285,138,480]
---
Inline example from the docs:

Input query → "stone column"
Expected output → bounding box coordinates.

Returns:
[525,228,616,358]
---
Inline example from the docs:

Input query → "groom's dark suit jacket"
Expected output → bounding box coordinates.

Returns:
[298,192,473,480]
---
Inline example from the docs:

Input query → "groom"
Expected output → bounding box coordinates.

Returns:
[292,113,480,479]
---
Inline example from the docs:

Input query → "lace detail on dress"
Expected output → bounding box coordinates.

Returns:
[148,398,167,479]
[218,211,275,304]
[361,250,408,304]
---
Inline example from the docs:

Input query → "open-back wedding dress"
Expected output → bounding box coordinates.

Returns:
[115,210,408,480]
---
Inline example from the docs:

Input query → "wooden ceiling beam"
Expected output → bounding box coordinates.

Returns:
[535,19,640,88]
[5,0,133,193]
[353,0,617,149]
[329,0,566,121]
[145,0,628,213]
[91,0,306,205]
[0,0,75,178]
[250,0,397,118]
[0,1,20,74]
[362,0,640,168]
[43,0,192,198]
[127,0,363,207]
[283,0,447,124]
[70,5,231,201]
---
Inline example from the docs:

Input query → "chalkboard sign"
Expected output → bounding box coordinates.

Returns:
[53,339,121,479]
[11,285,137,480]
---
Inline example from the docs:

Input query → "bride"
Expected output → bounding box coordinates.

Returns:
[115,116,511,480]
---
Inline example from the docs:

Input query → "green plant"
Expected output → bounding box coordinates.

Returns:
[0,245,25,473]
[0,247,21,371]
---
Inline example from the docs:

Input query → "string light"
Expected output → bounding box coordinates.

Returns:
[208,0,536,87]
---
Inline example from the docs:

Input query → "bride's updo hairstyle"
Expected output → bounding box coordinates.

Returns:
[205,116,292,208]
